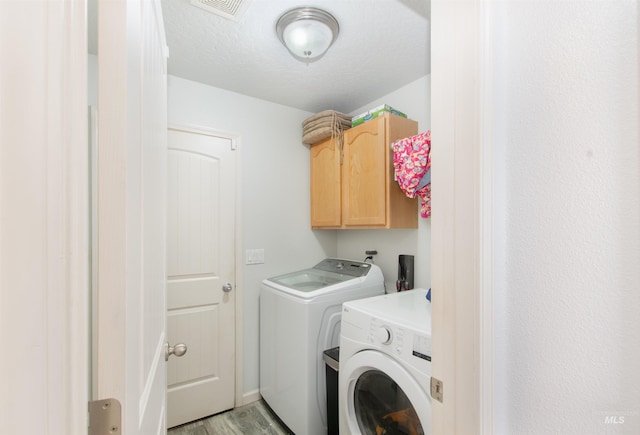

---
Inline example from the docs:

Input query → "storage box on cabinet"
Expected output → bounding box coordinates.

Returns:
[310,114,418,229]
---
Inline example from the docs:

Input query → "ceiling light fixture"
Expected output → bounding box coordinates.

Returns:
[276,7,339,64]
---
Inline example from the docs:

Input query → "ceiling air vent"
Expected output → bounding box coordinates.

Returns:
[190,0,253,22]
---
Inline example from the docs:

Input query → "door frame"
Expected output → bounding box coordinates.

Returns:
[431,0,495,434]
[168,123,245,406]
[0,0,88,433]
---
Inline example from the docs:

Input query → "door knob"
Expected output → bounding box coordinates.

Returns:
[222,283,233,292]
[165,342,187,361]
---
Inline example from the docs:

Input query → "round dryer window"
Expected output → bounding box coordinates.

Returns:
[342,350,431,435]
[354,370,424,435]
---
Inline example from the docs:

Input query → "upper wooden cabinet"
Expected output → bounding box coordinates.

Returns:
[310,136,342,227]
[310,113,418,229]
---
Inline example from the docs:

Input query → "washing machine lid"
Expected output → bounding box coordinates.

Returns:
[267,259,373,293]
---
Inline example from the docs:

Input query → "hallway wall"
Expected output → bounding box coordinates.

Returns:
[492,2,640,433]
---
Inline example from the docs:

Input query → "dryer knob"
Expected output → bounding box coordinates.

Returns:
[376,326,392,344]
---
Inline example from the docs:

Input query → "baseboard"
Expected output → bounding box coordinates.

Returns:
[241,389,261,406]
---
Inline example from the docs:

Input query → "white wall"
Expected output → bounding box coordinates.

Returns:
[338,75,432,291]
[167,76,338,396]
[492,2,640,433]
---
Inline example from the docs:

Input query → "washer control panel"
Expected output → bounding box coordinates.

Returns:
[313,258,372,277]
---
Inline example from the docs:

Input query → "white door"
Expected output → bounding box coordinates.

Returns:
[95,1,169,434]
[166,126,238,427]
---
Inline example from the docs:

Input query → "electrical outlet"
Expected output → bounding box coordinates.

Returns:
[246,249,265,265]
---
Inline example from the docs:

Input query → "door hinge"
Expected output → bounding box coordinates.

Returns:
[88,398,121,435]
[431,377,443,403]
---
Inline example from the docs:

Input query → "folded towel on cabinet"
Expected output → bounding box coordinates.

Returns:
[301,110,351,145]
[392,131,431,218]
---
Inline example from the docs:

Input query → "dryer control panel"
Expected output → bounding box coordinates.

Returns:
[412,334,431,362]
[367,317,432,362]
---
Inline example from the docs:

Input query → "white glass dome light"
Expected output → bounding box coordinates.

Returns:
[276,7,339,64]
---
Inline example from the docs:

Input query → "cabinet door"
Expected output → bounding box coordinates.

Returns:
[342,117,387,226]
[310,137,342,228]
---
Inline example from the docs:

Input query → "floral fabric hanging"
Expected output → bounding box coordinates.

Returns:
[392,131,431,218]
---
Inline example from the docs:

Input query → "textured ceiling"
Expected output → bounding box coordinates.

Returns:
[90,0,430,114]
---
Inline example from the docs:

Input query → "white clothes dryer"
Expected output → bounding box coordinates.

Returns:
[339,288,432,435]
[260,258,384,435]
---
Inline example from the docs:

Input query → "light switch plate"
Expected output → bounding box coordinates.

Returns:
[246,248,265,265]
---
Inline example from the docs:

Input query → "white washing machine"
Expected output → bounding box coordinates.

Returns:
[339,288,432,435]
[260,258,384,435]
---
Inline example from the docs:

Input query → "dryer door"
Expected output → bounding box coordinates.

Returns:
[340,350,431,435]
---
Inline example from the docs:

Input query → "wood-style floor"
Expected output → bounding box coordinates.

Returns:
[168,400,292,435]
